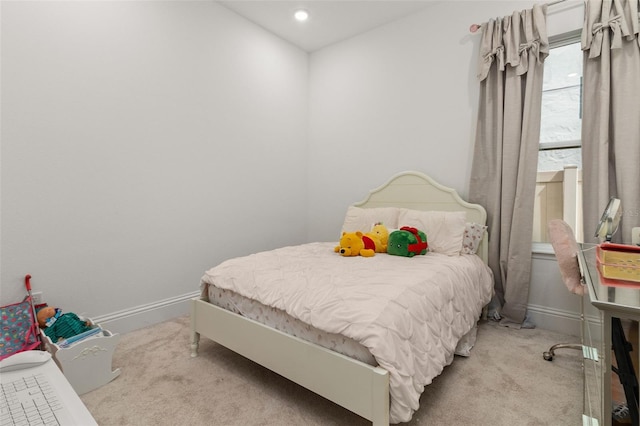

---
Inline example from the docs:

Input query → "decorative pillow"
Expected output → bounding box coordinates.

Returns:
[461,222,487,254]
[340,206,400,235]
[397,209,467,256]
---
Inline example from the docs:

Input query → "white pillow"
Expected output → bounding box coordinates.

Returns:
[397,209,467,256]
[461,222,487,255]
[340,206,400,235]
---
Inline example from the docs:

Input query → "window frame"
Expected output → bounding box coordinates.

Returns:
[533,29,583,250]
[540,29,583,153]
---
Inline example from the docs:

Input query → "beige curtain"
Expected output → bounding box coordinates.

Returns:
[469,4,549,328]
[581,0,640,244]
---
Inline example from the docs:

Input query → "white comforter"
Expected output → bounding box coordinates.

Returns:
[201,242,494,423]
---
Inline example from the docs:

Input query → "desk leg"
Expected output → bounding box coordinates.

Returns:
[605,313,613,426]
[611,317,640,426]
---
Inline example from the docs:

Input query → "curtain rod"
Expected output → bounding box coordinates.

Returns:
[469,0,567,33]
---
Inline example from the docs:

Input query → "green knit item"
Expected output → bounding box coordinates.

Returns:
[43,313,92,342]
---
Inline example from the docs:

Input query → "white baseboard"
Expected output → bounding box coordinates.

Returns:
[90,291,200,335]
[527,303,601,338]
[87,295,599,339]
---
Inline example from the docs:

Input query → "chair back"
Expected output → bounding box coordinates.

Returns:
[548,219,584,295]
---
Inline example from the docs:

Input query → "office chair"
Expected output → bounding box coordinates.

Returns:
[544,219,637,423]
[543,219,585,361]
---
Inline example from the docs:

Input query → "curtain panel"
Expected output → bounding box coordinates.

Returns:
[469,4,549,328]
[581,0,640,244]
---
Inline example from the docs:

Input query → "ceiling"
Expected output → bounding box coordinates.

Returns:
[218,1,436,52]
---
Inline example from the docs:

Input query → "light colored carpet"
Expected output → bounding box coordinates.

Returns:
[81,316,583,425]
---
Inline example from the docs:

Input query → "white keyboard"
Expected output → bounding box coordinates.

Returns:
[0,351,97,426]
[1,372,66,425]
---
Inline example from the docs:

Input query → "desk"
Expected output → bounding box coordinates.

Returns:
[579,243,640,426]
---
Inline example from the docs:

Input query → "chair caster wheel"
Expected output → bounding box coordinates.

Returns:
[543,351,553,361]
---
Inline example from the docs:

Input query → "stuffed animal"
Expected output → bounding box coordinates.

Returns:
[387,226,428,257]
[334,231,381,257]
[37,306,93,342]
[366,222,389,253]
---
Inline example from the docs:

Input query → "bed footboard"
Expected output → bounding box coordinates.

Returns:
[190,297,390,425]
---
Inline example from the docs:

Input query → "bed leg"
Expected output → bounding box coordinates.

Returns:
[371,366,390,426]
[190,302,200,358]
[371,413,389,426]
[190,332,200,358]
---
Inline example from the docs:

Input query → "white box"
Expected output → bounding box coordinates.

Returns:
[632,227,640,246]
[40,318,121,395]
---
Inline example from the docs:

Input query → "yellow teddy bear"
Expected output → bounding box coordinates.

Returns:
[366,222,389,253]
[334,231,381,257]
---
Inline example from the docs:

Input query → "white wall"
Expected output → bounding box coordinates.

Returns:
[306,1,585,335]
[1,1,586,336]
[307,0,584,242]
[1,1,309,331]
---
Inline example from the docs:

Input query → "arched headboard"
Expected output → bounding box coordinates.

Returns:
[354,171,488,263]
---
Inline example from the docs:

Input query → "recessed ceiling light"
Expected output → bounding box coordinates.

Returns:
[294,9,309,22]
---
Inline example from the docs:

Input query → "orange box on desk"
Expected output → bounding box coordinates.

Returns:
[596,242,640,285]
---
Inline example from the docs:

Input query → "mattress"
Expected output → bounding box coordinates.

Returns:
[201,242,494,423]
[205,285,377,365]
[204,285,480,366]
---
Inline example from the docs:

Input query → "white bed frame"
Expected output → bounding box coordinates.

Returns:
[190,171,488,425]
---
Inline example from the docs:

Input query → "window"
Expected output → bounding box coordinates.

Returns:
[533,31,583,243]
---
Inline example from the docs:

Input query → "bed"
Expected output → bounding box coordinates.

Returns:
[190,171,494,425]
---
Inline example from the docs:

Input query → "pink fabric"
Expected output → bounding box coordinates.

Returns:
[548,219,584,296]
